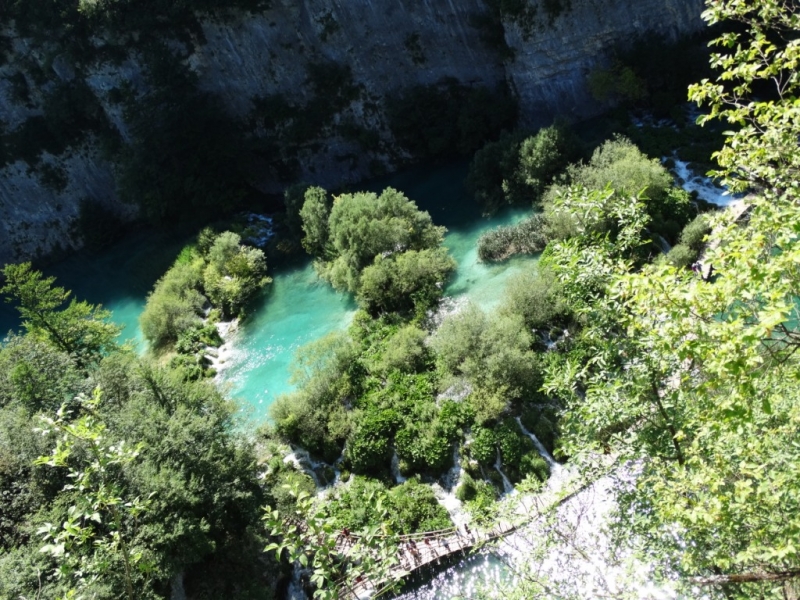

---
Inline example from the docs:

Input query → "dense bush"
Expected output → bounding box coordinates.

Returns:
[140,230,269,350]
[470,426,498,465]
[271,331,356,461]
[543,137,693,244]
[345,408,399,476]
[662,243,695,268]
[659,212,713,268]
[357,247,456,316]
[466,131,527,213]
[467,123,579,214]
[368,324,429,375]
[0,268,277,600]
[678,213,712,250]
[499,267,571,333]
[477,213,548,261]
[202,232,270,318]
[328,477,451,534]
[304,187,449,299]
[432,304,540,421]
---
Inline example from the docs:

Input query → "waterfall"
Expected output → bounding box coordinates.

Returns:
[431,446,470,527]
[283,447,322,488]
[391,451,407,484]
[494,449,515,495]
[442,444,462,491]
[169,571,186,600]
[515,416,558,469]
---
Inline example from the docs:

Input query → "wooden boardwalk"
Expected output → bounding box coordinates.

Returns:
[335,521,517,599]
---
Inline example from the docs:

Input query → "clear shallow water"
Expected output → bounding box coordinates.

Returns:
[222,161,536,421]
[393,553,511,599]
[0,161,538,424]
[0,230,191,350]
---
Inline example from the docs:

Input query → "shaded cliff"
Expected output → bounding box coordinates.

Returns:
[0,0,704,265]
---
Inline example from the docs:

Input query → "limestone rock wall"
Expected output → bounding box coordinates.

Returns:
[505,0,706,127]
[0,0,705,266]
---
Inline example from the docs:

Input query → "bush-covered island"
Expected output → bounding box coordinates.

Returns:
[2,1,800,599]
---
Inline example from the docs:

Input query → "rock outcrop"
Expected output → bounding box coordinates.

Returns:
[0,0,705,265]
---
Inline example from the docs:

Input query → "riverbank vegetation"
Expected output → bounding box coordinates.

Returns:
[2,0,798,598]
[476,136,702,262]
[139,228,269,378]
[0,264,286,600]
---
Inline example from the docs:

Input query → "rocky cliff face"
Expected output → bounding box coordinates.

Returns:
[0,0,704,266]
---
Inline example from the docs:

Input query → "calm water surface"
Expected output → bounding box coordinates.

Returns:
[220,162,536,420]
[0,161,538,424]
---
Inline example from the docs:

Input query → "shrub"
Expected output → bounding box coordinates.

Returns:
[455,471,477,502]
[328,477,451,534]
[519,452,550,482]
[432,305,539,408]
[664,243,696,269]
[140,260,205,349]
[315,187,446,294]
[468,124,578,214]
[499,267,570,331]
[202,232,270,318]
[470,427,497,465]
[372,325,429,374]
[357,247,456,316]
[477,214,548,262]
[678,213,711,250]
[345,409,398,476]
[467,131,527,214]
[543,137,692,244]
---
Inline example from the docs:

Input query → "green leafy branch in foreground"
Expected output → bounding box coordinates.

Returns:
[689,0,800,201]
[263,487,401,599]
[34,389,151,600]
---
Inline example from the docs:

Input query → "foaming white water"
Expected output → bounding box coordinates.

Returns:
[494,450,515,496]
[670,158,739,207]
[284,447,323,488]
[397,463,694,600]
[207,319,241,379]
[431,446,470,528]
[425,295,469,331]
[285,564,307,600]
[514,416,558,469]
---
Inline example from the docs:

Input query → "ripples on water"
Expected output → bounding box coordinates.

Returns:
[393,553,511,600]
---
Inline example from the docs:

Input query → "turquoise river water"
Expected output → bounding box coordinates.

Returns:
[0,161,537,424]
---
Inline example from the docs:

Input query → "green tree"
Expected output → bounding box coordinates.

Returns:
[530,1,800,594]
[35,389,148,600]
[467,124,577,214]
[299,186,331,257]
[1,263,120,363]
[316,187,446,294]
[356,247,456,316]
[140,259,205,350]
[432,304,540,420]
[203,231,270,318]
[544,137,692,243]
[264,488,401,600]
